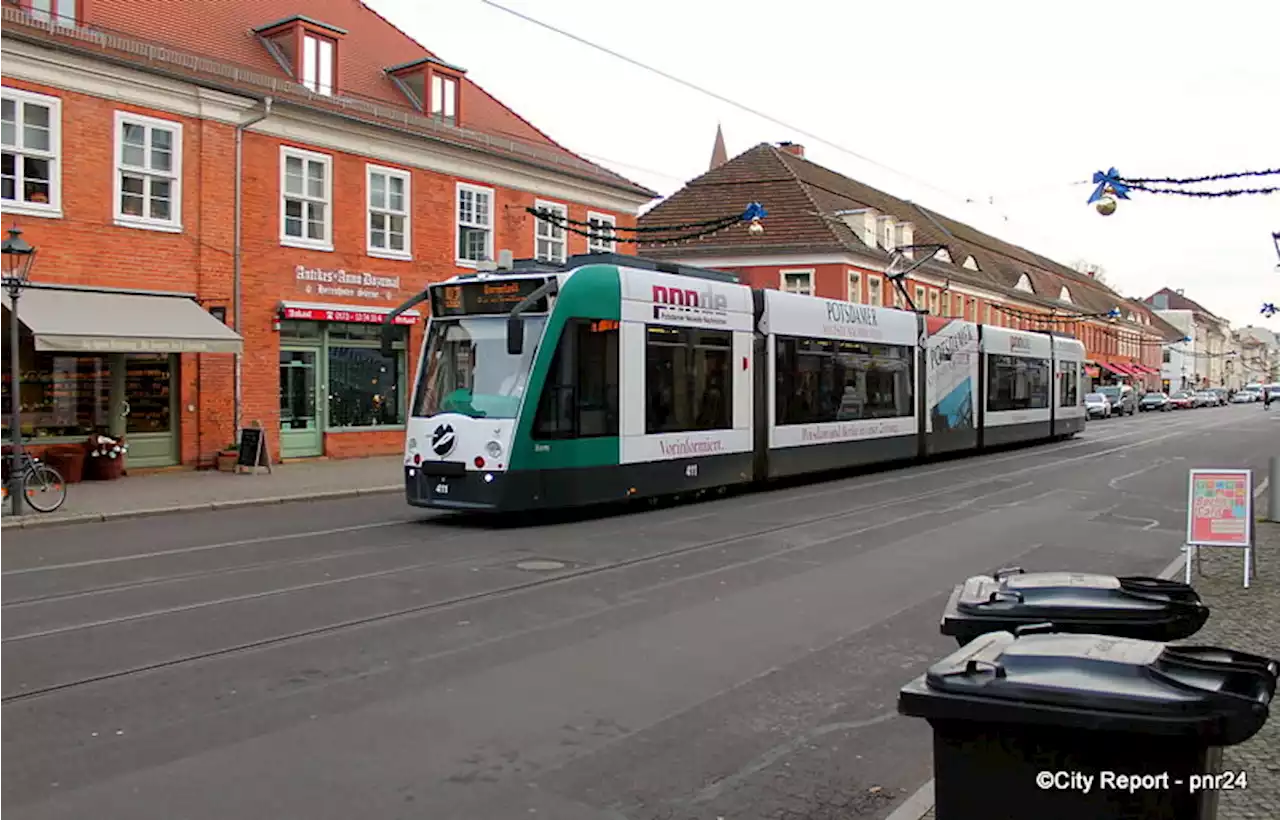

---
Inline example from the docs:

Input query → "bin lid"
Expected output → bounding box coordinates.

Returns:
[900,631,1278,744]
[946,570,1206,624]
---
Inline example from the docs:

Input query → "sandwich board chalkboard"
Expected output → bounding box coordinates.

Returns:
[236,422,273,474]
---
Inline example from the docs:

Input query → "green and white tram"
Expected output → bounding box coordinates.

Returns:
[383,253,1085,513]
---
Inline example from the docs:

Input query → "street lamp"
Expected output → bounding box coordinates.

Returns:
[3,227,38,517]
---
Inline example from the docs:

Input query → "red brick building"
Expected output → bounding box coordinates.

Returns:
[642,141,1179,389]
[1,1,654,469]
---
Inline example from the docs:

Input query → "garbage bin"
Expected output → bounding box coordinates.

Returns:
[941,567,1209,646]
[899,629,1278,820]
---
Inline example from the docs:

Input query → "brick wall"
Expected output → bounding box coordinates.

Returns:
[4,77,638,466]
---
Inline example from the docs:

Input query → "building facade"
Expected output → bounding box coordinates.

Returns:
[1,1,654,469]
[1145,288,1233,391]
[639,140,1179,388]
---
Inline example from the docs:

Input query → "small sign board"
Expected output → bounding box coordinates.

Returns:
[236,423,273,475]
[1185,469,1253,587]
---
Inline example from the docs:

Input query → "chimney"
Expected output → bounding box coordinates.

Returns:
[778,141,805,158]
[1175,288,1185,295]
[1086,269,1095,278]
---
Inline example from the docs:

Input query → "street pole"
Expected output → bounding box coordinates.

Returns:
[1269,455,1280,524]
[6,285,23,516]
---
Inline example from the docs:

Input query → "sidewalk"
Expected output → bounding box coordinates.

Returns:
[1,456,403,530]
[910,513,1280,820]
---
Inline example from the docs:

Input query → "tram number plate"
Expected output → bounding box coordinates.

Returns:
[685,464,698,478]
[435,482,450,495]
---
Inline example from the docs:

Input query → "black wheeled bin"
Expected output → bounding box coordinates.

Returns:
[941,567,1209,646]
[899,629,1278,820]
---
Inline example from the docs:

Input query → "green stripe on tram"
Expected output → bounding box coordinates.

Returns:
[508,264,623,471]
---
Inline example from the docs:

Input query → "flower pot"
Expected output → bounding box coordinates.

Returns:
[217,450,239,472]
[44,445,87,483]
[85,453,126,481]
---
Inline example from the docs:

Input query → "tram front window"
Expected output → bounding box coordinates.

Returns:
[413,317,545,419]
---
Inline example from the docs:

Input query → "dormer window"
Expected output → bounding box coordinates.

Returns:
[256,16,347,98]
[933,247,952,264]
[1059,286,1072,303]
[963,255,980,271]
[1015,273,1034,293]
[386,57,465,125]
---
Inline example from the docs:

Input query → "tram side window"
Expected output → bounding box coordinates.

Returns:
[986,354,1051,412]
[1058,361,1079,407]
[532,319,620,439]
[645,326,733,434]
[774,336,915,425]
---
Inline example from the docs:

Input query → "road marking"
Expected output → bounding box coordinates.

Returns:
[1107,458,1170,490]
[1,519,419,577]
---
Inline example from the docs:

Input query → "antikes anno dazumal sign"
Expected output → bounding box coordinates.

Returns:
[295,265,402,301]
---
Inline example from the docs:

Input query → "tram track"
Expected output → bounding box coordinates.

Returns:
[0,414,1222,705]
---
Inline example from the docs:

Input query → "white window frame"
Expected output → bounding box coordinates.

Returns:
[780,268,814,296]
[586,210,616,254]
[1,87,62,219]
[431,74,458,121]
[279,145,333,251]
[112,110,182,232]
[867,274,882,307]
[846,269,861,303]
[302,33,335,97]
[533,198,568,263]
[914,285,926,308]
[365,164,411,260]
[456,181,494,266]
[929,289,940,315]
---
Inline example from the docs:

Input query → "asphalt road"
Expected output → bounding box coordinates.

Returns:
[4,405,1277,820]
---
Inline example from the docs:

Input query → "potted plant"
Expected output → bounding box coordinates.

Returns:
[217,442,239,472]
[84,434,128,481]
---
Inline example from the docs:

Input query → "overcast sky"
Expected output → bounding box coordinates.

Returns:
[370,0,1279,329]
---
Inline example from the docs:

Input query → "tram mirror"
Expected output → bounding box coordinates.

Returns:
[507,315,525,356]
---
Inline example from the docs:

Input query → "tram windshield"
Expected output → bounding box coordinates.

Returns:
[412,316,546,419]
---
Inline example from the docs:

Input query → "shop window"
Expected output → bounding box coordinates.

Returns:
[587,212,616,254]
[532,319,620,439]
[327,324,406,428]
[533,199,567,263]
[125,354,174,434]
[1057,360,1079,408]
[456,182,493,264]
[114,111,182,230]
[280,146,332,249]
[367,164,410,259]
[644,326,732,434]
[278,319,322,339]
[986,354,1051,412]
[774,336,915,425]
[1,86,61,217]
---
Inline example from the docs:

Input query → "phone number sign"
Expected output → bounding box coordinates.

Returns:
[1186,469,1253,547]
[281,306,417,325]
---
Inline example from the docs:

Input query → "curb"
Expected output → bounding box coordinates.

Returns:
[887,549,1190,820]
[1,485,401,531]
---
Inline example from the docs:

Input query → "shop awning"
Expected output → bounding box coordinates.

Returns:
[9,288,243,354]
[1098,362,1126,375]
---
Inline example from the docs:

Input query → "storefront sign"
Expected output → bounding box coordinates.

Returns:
[295,266,402,300]
[281,306,417,325]
[1186,469,1252,547]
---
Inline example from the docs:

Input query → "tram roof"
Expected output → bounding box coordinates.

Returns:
[473,253,741,285]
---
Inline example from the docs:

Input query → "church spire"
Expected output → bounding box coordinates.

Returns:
[709,123,728,170]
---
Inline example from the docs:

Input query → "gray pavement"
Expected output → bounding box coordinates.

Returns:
[1,455,403,530]
[2,405,1277,820]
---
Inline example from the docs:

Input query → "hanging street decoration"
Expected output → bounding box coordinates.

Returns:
[1087,170,1280,320]
[527,202,767,245]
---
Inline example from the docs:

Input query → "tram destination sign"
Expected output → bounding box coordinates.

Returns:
[431,278,550,317]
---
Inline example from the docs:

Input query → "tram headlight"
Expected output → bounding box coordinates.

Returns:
[485,440,503,460]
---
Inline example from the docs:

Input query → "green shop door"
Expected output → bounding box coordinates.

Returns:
[279,348,323,458]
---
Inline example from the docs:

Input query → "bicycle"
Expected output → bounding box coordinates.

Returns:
[2,451,68,513]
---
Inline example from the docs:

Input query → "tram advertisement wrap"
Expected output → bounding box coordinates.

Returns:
[924,317,978,434]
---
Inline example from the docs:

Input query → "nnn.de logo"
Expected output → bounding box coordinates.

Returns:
[651,284,729,320]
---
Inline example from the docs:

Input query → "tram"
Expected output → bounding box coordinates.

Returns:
[382,253,1085,513]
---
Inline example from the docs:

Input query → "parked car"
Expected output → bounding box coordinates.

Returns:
[1193,391,1218,408]
[1231,390,1256,403]
[1209,388,1229,405]
[1169,390,1196,409]
[1097,384,1137,416]
[1139,392,1170,412]
[1085,392,1112,419]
